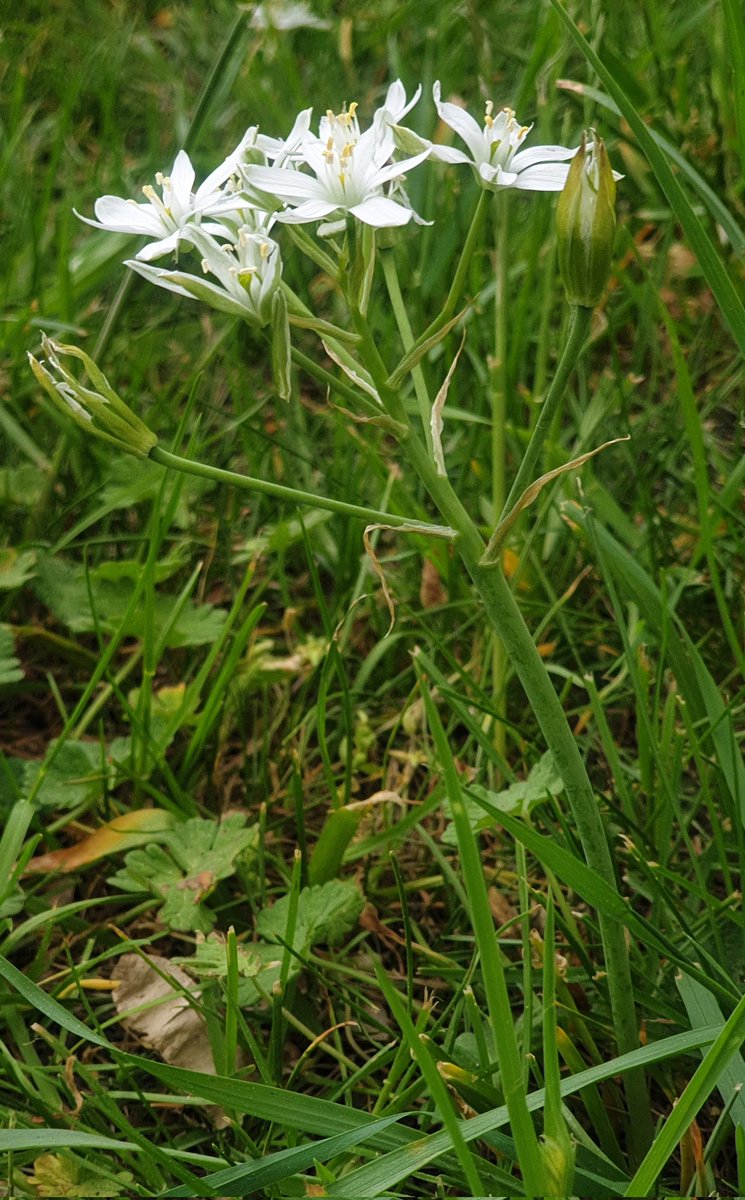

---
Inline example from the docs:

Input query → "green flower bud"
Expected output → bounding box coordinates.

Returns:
[556,131,617,309]
[28,336,157,457]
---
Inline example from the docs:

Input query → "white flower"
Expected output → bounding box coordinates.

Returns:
[430,81,579,192]
[245,86,429,231]
[125,225,282,326]
[76,149,246,261]
[250,0,331,30]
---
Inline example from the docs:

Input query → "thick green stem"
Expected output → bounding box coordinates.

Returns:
[349,289,650,1161]
[149,444,455,538]
[401,425,650,1160]
[500,304,592,521]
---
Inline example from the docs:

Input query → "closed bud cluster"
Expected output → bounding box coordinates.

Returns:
[556,131,617,309]
[28,337,157,458]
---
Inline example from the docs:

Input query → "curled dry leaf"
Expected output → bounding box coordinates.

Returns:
[112,952,245,1127]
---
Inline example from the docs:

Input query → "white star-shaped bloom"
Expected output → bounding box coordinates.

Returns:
[126,225,282,326]
[430,81,579,192]
[245,84,429,232]
[76,149,246,261]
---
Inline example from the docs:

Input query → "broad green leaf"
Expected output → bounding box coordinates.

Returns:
[34,554,227,648]
[676,974,745,1129]
[256,878,364,949]
[109,814,259,932]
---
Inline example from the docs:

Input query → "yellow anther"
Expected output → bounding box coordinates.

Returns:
[485,114,494,129]
[519,125,530,138]
[259,240,269,258]
[348,100,358,119]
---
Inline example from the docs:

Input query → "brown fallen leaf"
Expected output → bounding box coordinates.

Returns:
[24,808,176,875]
[112,952,245,1127]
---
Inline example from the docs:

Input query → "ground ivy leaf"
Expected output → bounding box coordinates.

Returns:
[0,547,37,590]
[22,739,112,810]
[0,625,23,685]
[257,879,364,952]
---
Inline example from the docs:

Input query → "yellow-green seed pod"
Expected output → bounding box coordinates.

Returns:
[556,131,617,309]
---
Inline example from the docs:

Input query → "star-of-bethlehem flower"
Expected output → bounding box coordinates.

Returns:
[75,149,249,261]
[245,82,429,232]
[429,80,580,192]
[126,225,282,327]
[75,111,311,262]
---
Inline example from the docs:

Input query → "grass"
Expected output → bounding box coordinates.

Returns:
[1,0,744,1196]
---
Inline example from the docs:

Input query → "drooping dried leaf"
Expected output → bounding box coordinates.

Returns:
[24,808,176,875]
[480,436,629,566]
[430,330,466,477]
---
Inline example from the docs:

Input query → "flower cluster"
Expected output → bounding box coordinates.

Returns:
[77,81,590,326]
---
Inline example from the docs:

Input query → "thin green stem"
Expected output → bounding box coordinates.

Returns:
[415,188,489,348]
[500,304,592,522]
[490,197,509,764]
[148,444,455,538]
[381,248,432,451]
[491,195,509,523]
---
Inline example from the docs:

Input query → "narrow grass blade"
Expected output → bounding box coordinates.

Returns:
[162,1113,408,1198]
[625,990,745,1196]
[676,973,745,1129]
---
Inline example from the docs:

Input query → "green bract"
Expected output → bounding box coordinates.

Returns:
[556,131,617,309]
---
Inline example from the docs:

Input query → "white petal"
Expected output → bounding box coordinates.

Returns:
[510,144,578,172]
[384,80,421,122]
[134,232,180,260]
[275,199,339,223]
[371,149,430,188]
[348,195,413,227]
[126,259,253,319]
[477,162,518,188]
[427,144,472,165]
[170,150,196,203]
[198,127,259,195]
[247,165,320,201]
[432,81,485,163]
[511,162,572,191]
[91,196,165,235]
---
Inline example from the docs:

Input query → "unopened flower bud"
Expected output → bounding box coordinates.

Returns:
[556,131,617,309]
[271,288,292,401]
[28,336,157,457]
